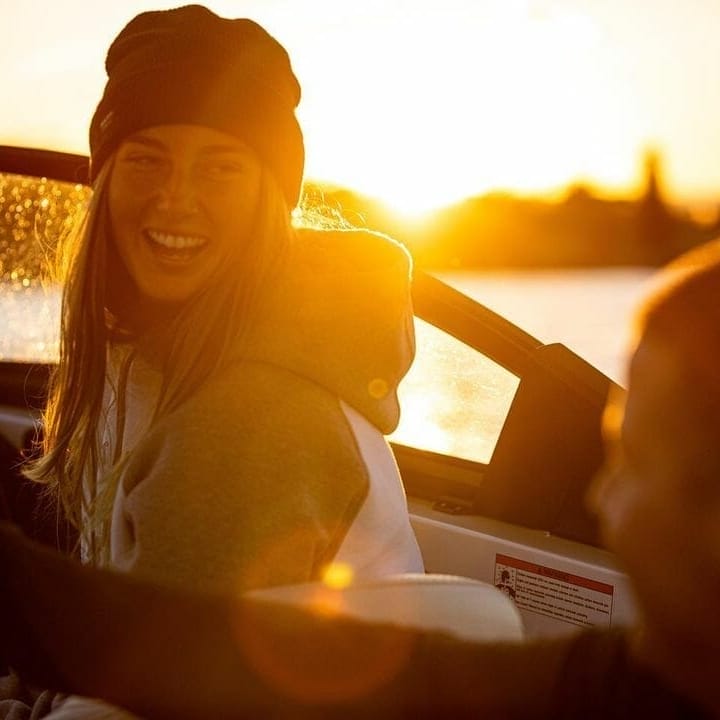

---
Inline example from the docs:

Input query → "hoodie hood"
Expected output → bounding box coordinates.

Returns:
[243,228,415,434]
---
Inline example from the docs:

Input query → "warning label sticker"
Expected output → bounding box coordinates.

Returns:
[494,553,614,628]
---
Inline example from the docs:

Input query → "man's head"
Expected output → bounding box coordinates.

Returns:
[591,239,720,664]
[603,241,720,500]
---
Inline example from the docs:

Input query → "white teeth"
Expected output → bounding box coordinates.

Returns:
[147,230,207,249]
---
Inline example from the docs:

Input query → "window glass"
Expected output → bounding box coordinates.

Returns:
[0,171,89,362]
[390,318,519,464]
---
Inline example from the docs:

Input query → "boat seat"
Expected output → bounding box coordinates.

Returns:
[248,572,525,643]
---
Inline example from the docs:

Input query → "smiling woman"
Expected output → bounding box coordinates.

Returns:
[19,1,422,663]
[8,9,427,715]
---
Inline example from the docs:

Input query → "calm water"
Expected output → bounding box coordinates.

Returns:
[0,268,658,461]
[440,267,659,386]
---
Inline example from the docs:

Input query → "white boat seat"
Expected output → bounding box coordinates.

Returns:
[247,572,525,643]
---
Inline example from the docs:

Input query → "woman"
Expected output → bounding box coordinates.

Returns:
[25,4,422,592]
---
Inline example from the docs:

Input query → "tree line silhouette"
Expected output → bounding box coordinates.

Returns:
[307,151,720,269]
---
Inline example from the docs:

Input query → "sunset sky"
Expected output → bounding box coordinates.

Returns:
[1,0,719,214]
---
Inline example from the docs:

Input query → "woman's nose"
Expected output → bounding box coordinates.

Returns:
[155,166,199,214]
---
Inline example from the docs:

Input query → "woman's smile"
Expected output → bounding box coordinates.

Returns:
[144,228,210,264]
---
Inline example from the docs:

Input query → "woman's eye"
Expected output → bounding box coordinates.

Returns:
[123,153,165,169]
[119,150,166,173]
[200,160,245,178]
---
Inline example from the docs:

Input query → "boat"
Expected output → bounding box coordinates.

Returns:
[0,144,635,645]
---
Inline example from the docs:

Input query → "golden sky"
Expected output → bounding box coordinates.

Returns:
[1,0,719,214]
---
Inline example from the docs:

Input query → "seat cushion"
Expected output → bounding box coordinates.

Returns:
[248,572,525,643]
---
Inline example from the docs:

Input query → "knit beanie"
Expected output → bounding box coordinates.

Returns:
[89,4,305,208]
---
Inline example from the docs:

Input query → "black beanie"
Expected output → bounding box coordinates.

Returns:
[89,4,305,208]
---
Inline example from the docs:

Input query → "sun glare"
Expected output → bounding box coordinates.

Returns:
[374,178,472,220]
[322,562,355,590]
[304,4,639,213]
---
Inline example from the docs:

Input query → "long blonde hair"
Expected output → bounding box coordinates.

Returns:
[25,155,294,559]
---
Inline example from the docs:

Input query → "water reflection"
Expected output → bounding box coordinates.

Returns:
[0,283,60,362]
[0,171,89,286]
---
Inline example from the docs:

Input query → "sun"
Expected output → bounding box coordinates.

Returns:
[301,5,636,214]
[373,178,469,221]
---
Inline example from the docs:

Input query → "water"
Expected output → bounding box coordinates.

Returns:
[0,283,61,363]
[440,267,659,386]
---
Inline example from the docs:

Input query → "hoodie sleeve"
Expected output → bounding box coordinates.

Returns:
[110,361,369,594]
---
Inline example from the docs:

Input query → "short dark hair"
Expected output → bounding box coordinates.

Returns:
[636,239,720,422]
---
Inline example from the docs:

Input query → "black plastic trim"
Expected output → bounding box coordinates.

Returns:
[0,145,89,184]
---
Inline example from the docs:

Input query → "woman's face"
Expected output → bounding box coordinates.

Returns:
[108,124,263,305]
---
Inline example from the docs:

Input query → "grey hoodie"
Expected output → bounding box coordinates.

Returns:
[103,227,423,594]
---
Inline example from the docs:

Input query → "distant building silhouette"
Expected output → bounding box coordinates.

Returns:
[636,149,675,264]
